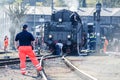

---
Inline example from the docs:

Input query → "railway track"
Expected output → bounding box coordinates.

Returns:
[40,55,98,80]
[0,54,98,80]
[0,55,43,66]
[41,57,82,80]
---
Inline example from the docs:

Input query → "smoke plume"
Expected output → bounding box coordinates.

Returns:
[64,0,79,11]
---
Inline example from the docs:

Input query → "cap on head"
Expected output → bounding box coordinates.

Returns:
[23,24,28,29]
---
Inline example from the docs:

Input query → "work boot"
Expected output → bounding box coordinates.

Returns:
[21,69,26,75]
[37,70,42,77]
[37,66,42,71]
[21,71,27,75]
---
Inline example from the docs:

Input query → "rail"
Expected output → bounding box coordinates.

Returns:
[62,56,98,80]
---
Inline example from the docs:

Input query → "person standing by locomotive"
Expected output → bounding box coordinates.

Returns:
[15,24,42,75]
[89,33,96,50]
[4,36,9,52]
[56,40,63,55]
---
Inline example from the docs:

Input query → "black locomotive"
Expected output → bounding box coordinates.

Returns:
[44,9,86,55]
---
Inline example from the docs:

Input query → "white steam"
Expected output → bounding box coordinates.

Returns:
[64,0,79,11]
[0,6,10,49]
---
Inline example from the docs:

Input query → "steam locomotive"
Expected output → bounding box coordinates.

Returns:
[44,9,87,55]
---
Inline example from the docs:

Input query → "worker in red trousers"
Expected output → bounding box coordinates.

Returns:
[103,36,108,53]
[15,24,42,75]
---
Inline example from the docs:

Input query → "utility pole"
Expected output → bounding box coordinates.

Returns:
[51,0,54,13]
[94,2,102,53]
[82,0,87,7]
[33,3,36,36]
[29,0,36,36]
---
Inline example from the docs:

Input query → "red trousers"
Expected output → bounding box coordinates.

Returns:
[18,46,42,74]
[103,39,108,53]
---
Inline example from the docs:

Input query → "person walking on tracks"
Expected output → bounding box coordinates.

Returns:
[15,24,42,75]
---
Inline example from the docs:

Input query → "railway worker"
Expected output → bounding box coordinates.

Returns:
[15,24,42,75]
[4,36,9,52]
[103,36,108,53]
[56,40,63,55]
[89,33,96,50]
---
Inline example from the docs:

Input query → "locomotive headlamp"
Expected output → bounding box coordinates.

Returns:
[67,35,71,39]
[49,34,52,38]
[58,18,62,22]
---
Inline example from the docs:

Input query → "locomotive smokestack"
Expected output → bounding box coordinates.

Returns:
[64,0,79,11]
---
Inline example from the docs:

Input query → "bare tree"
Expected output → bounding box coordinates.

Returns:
[5,1,28,49]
